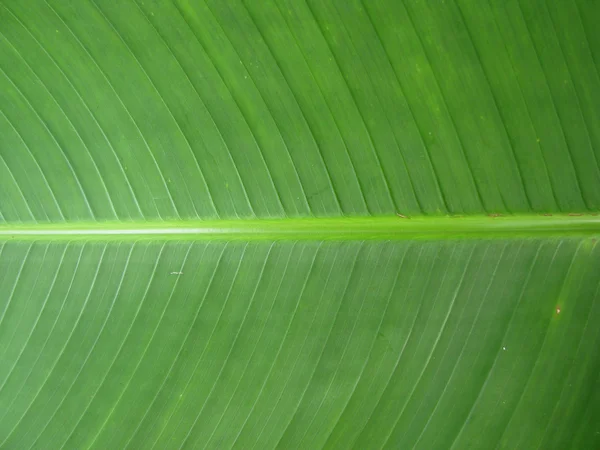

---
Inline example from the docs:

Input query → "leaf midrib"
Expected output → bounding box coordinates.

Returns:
[0,215,599,240]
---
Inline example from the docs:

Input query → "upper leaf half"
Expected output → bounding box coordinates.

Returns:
[0,0,599,224]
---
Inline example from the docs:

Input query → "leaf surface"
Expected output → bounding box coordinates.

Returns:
[0,0,599,448]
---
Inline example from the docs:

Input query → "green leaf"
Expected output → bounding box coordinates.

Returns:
[0,0,599,449]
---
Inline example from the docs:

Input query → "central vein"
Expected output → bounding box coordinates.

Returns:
[0,215,599,240]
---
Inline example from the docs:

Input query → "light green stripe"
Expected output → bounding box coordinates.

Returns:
[0,215,599,240]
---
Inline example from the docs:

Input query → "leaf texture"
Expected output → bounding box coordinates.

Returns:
[0,239,598,449]
[0,0,599,222]
[1,0,600,449]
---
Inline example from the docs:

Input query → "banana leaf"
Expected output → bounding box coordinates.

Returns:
[0,0,599,448]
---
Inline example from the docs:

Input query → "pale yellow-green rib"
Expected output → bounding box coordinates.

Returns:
[0,215,598,241]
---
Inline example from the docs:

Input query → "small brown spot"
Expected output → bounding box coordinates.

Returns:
[488,213,502,218]
[556,307,561,314]
[568,213,584,216]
